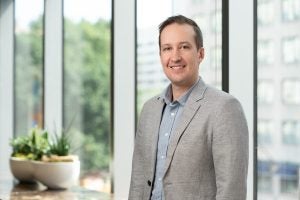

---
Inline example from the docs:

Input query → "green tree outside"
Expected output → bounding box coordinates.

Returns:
[15,16,111,186]
[64,18,111,175]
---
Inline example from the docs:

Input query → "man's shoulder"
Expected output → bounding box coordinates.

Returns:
[191,79,237,104]
[205,86,235,101]
[138,94,163,122]
[142,94,162,108]
[203,86,242,109]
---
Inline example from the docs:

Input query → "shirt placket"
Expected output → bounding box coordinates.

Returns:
[153,103,179,200]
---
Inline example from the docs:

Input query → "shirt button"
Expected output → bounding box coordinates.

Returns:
[171,112,175,116]
[147,180,152,186]
[165,133,168,136]
[161,155,164,159]
[158,178,162,181]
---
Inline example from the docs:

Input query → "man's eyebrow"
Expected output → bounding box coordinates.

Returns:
[161,42,191,46]
[179,41,191,45]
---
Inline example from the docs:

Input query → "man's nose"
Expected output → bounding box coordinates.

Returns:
[171,50,181,62]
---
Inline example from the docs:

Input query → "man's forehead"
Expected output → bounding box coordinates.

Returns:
[161,24,195,37]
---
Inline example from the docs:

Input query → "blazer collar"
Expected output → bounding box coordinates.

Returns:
[187,77,207,102]
[157,76,207,103]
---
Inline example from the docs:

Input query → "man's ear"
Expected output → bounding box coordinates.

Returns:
[198,47,205,62]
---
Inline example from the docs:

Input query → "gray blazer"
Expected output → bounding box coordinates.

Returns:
[129,78,249,200]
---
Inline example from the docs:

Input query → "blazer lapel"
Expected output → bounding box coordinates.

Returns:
[163,79,207,176]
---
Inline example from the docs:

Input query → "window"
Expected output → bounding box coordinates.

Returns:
[282,120,300,145]
[136,0,172,112]
[258,174,273,193]
[210,10,222,33]
[257,0,300,199]
[258,39,275,65]
[282,36,300,65]
[258,120,273,145]
[258,80,274,104]
[282,79,300,105]
[209,46,222,88]
[280,176,298,194]
[14,0,44,136]
[258,0,275,26]
[257,161,273,193]
[192,0,204,3]
[278,163,299,194]
[63,0,112,193]
[282,0,300,22]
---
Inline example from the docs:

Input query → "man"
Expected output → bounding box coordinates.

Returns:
[129,15,248,200]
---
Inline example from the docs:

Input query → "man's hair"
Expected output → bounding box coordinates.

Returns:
[159,15,203,50]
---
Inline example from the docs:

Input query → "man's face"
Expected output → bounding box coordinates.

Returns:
[160,23,204,88]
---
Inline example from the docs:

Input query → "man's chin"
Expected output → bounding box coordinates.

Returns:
[170,79,188,87]
[169,77,197,88]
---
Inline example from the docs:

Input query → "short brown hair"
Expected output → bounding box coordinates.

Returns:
[159,15,203,50]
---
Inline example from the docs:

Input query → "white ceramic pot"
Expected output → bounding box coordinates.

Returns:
[32,160,80,189]
[9,157,34,182]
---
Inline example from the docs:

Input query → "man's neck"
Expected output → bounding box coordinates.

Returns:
[171,78,198,101]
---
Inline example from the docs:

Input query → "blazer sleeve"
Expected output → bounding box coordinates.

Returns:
[212,97,249,200]
[128,107,147,200]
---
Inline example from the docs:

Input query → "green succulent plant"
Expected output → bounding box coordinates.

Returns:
[10,127,50,160]
[49,131,71,156]
[10,127,76,162]
[30,128,50,160]
[10,135,33,160]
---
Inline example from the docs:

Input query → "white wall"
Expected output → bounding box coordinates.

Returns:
[113,0,135,199]
[0,0,14,179]
[44,0,63,134]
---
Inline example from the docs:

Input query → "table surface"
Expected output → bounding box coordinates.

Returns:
[0,178,111,200]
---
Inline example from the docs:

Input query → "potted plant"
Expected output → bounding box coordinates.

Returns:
[32,130,80,189]
[9,127,49,182]
[42,130,78,162]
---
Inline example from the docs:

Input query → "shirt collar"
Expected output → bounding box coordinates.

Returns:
[161,77,200,106]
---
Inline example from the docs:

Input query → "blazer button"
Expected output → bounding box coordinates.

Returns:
[147,180,151,186]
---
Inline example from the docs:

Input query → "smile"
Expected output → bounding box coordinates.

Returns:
[169,65,185,69]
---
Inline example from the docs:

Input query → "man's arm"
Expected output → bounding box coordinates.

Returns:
[128,107,147,200]
[212,97,249,200]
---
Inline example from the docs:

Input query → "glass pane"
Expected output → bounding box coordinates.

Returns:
[14,0,44,135]
[137,0,222,112]
[257,0,300,199]
[63,0,112,193]
[282,0,300,22]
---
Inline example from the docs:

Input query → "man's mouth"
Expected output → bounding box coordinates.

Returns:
[169,65,185,69]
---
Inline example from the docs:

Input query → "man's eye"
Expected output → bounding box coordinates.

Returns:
[163,47,171,51]
[182,45,190,49]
